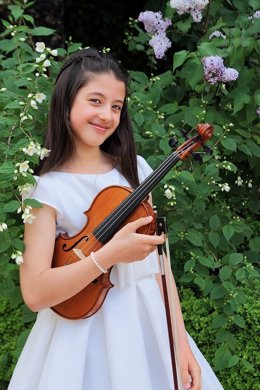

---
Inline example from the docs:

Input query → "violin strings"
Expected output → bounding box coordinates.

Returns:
[64,139,198,265]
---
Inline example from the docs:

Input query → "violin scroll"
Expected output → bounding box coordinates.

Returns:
[177,122,214,161]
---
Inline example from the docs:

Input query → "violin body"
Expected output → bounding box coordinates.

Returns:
[51,123,214,320]
[51,185,155,320]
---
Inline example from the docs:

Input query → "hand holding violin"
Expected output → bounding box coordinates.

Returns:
[101,216,164,266]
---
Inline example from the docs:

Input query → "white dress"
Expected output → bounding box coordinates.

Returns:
[8,156,224,390]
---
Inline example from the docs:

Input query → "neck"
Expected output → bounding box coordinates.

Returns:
[61,146,112,174]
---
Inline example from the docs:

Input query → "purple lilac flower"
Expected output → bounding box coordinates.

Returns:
[202,56,225,84]
[222,68,239,82]
[138,11,172,35]
[202,56,239,85]
[256,107,260,116]
[149,33,172,59]
[209,30,226,40]
[170,0,209,23]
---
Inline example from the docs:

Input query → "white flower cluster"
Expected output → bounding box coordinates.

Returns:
[170,0,209,22]
[22,140,50,160]
[17,205,36,224]
[20,91,47,122]
[0,222,8,232]
[164,184,176,206]
[219,183,230,192]
[11,251,24,265]
[28,92,46,111]
[18,183,34,198]
[35,42,58,77]
[14,161,33,178]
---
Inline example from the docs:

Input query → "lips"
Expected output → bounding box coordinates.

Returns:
[89,122,109,132]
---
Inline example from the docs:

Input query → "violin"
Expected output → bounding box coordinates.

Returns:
[51,123,214,319]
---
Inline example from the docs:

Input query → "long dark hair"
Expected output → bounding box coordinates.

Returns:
[39,48,139,188]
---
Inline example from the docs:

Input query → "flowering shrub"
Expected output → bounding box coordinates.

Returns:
[126,0,260,376]
[0,0,259,386]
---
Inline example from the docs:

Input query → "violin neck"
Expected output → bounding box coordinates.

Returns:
[93,150,181,244]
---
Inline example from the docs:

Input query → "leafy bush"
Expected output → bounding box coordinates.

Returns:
[126,0,260,370]
[181,285,260,389]
[0,0,259,383]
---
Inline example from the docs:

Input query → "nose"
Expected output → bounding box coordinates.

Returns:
[99,104,113,122]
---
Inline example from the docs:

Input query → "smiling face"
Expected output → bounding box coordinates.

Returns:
[69,72,126,151]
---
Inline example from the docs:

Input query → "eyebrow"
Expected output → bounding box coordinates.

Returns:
[87,92,124,104]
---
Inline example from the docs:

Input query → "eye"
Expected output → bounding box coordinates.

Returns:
[112,104,123,111]
[89,98,101,104]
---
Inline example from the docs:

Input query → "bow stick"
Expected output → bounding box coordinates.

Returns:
[156,214,182,390]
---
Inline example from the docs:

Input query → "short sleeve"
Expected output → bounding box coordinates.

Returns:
[137,155,153,182]
[27,174,62,219]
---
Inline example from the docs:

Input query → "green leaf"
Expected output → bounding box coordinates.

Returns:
[159,103,178,114]
[249,236,260,252]
[198,257,214,268]
[0,39,17,52]
[8,5,24,20]
[186,229,203,246]
[130,71,149,85]
[184,259,195,272]
[223,225,235,241]
[235,268,246,282]
[209,215,220,230]
[208,232,220,248]
[233,315,245,328]
[214,347,231,370]
[229,253,243,265]
[194,275,205,290]
[204,163,219,177]
[241,358,254,371]
[212,314,227,328]
[233,92,250,113]
[12,238,25,252]
[194,198,206,214]
[185,60,203,90]
[210,285,225,300]
[232,220,248,233]
[179,170,195,183]
[3,200,20,212]
[221,138,237,151]
[228,355,240,368]
[0,230,11,253]
[219,266,232,281]
[23,199,42,208]
[134,112,144,126]
[30,27,56,36]
[173,50,189,71]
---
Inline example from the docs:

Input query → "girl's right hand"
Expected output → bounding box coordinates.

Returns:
[102,216,164,265]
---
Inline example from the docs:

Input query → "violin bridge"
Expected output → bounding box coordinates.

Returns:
[73,248,86,261]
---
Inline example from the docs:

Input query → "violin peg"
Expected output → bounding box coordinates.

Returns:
[180,129,189,140]
[168,137,178,148]
[191,151,203,164]
[203,144,213,155]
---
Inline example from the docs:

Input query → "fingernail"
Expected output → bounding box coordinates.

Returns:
[184,383,190,390]
[146,216,152,221]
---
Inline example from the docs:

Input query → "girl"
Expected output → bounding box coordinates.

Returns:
[8,48,224,390]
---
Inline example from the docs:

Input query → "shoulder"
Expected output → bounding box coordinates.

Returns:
[26,172,63,217]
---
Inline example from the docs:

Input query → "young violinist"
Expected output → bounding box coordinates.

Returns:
[8,48,224,390]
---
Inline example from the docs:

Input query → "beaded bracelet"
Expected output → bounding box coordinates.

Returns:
[90,251,108,274]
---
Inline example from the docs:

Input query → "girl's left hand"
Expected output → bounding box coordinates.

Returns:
[179,345,201,390]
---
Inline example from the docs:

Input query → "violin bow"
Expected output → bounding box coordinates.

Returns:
[156,215,182,390]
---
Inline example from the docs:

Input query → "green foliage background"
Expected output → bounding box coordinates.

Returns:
[0,0,259,388]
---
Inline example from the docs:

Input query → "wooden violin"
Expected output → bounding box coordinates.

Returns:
[51,123,214,319]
